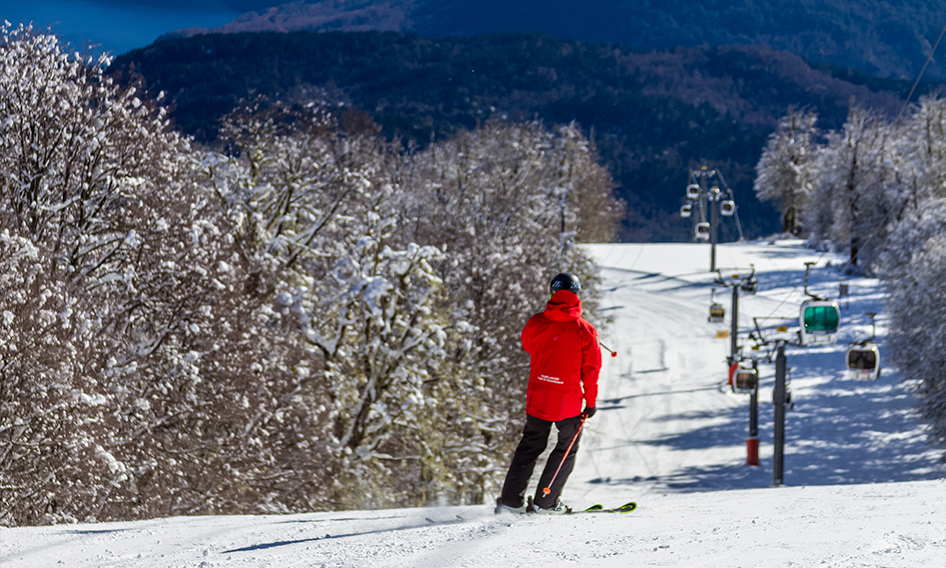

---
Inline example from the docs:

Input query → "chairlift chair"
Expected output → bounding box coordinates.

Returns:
[686,184,701,200]
[680,203,692,218]
[720,200,735,216]
[741,275,757,295]
[799,300,841,345]
[709,303,725,323]
[846,343,881,380]
[695,222,710,240]
[733,364,759,394]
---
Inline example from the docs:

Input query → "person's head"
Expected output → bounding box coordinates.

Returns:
[549,273,581,296]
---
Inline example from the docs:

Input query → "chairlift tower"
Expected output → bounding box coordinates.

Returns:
[716,266,760,466]
[748,260,841,486]
[773,340,788,486]
[680,166,744,272]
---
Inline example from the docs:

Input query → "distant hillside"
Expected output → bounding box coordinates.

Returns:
[112,31,926,241]
[160,0,946,81]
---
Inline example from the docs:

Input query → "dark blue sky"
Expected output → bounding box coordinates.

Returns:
[0,0,280,56]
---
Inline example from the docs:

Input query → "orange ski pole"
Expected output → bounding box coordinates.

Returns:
[542,417,586,497]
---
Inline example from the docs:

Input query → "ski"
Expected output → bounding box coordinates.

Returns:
[495,498,637,515]
[570,501,637,514]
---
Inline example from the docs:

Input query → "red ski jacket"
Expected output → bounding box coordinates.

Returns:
[522,290,601,422]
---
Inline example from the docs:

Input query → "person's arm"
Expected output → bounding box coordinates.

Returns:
[581,325,602,411]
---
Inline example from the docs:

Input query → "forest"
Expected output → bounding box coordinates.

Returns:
[755,99,946,447]
[165,0,946,82]
[110,30,940,241]
[1,21,944,528]
[0,24,620,525]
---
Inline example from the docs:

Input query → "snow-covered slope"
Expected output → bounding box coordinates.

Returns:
[578,240,942,499]
[2,240,943,568]
[1,481,941,568]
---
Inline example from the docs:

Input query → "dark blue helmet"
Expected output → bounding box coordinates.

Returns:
[550,273,581,295]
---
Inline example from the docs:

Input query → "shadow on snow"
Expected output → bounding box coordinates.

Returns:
[596,368,943,492]
[223,516,463,553]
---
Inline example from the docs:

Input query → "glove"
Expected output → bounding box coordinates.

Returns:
[582,406,596,419]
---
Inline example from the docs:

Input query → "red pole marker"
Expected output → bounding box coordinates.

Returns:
[746,437,760,466]
[599,341,618,358]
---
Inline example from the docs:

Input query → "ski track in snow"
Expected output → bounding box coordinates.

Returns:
[1,240,943,568]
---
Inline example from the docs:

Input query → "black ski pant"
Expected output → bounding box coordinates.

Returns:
[500,414,583,510]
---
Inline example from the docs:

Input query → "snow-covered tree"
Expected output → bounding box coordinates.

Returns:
[0,25,621,523]
[0,24,333,524]
[397,120,612,503]
[548,122,625,244]
[897,95,946,209]
[877,95,946,447]
[757,95,946,447]
[0,24,191,278]
[208,101,453,508]
[0,23,216,523]
[882,198,946,445]
[0,229,121,525]
[208,106,619,508]
[804,106,896,272]
[754,107,819,234]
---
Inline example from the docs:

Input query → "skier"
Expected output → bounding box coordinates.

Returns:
[496,273,602,514]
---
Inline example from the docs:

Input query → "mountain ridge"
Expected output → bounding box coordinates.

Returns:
[112,30,932,240]
[157,0,946,81]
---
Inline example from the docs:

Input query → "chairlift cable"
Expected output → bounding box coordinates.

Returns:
[714,169,733,193]
[747,251,828,323]
[896,19,946,124]
[601,384,726,404]
[732,202,745,241]
[731,252,833,352]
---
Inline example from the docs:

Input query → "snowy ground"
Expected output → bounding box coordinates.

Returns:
[2,240,943,568]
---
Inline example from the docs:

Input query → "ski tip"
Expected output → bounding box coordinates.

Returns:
[572,501,637,514]
[618,501,637,513]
